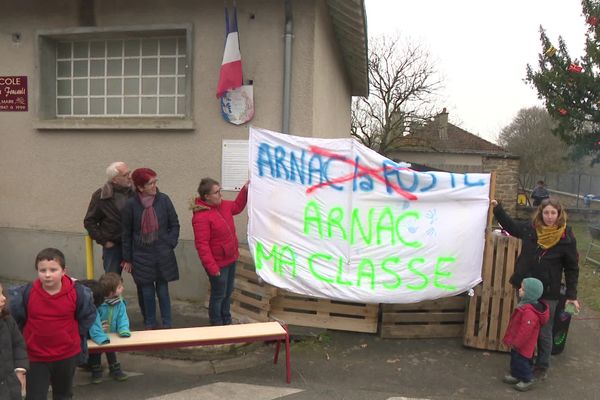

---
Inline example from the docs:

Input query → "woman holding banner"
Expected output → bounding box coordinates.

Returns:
[191,178,248,326]
[490,198,579,380]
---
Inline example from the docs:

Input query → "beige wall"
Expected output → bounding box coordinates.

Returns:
[0,0,355,297]
[393,151,484,171]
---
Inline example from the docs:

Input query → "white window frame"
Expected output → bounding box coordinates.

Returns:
[35,24,193,130]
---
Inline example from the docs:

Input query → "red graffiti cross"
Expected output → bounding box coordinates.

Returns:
[305,146,418,201]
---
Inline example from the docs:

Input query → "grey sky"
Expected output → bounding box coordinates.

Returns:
[364,0,588,143]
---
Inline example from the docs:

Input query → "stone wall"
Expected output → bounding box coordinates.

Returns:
[483,156,520,216]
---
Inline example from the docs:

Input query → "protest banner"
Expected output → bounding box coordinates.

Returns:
[248,127,490,304]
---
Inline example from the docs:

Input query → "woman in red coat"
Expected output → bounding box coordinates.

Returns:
[192,178,248,325]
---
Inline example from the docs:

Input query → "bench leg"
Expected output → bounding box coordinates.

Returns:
[274,340,281,364]
[271,323,291,383]
[285,329,291,384]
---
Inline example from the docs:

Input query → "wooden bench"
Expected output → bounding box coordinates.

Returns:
[87,321,291,383]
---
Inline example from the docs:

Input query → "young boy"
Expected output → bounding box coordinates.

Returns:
[88,272,131,383]
[502,277,550,392]
[9,248,96,400]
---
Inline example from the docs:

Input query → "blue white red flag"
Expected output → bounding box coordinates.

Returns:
[216,7,243,98]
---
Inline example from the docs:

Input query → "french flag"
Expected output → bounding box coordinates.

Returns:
[216,7,243,98]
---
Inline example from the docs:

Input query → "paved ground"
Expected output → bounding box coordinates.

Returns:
[71,293,600,400]
[5,279,600,399]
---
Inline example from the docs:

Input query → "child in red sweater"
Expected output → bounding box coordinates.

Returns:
[10,248,96,400]
[502,277,549,392]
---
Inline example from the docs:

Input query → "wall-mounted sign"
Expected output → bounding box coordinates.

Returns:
[0,76,28,111]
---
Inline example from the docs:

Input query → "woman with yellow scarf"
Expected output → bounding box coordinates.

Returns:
[491,198,579,382]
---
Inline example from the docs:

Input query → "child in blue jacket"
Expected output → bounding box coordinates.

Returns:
[88,272,131,383]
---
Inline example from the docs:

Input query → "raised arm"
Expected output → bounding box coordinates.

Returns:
[231,182,248,216]
[491,201,526,239]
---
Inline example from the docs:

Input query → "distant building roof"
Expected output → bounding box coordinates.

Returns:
[397,109,515,157]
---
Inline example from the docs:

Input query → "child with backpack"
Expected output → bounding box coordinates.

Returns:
[9,248,96,400]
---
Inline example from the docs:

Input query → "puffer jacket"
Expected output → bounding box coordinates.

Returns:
[89,298,131,345]
[493,204,579,300]
[0,315,28,400]
[503,301,550,358]
[122,190,180,285]
[191,185,248,276]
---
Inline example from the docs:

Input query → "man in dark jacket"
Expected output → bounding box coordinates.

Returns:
[84,162,133,274]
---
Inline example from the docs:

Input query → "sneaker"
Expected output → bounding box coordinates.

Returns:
[109,363,128,382]
[90,365,103,384]
[534,367,548,380]
[502,375,520,384]
[515,379,537,392]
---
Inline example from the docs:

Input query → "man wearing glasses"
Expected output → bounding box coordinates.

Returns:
[84,161,133,274]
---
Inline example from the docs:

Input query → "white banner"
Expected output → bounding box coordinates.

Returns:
[248,127,490,304]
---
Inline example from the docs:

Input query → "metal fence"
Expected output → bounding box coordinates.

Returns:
[523,173,600,199]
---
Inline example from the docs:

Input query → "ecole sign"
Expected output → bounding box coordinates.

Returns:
[0,76,28,111]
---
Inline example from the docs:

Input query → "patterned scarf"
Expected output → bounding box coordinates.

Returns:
[139,193,159,244]
[536,219,566,250]
[104,296,122,306]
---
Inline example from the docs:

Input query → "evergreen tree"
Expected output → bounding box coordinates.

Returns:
[526,0,600,163]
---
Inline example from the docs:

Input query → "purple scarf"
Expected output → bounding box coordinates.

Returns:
[139,193,159,244]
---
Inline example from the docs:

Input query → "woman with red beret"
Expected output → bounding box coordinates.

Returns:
[121,168,180,329]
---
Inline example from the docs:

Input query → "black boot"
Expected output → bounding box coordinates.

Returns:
[90,364,103,384]
[109,362,128,381]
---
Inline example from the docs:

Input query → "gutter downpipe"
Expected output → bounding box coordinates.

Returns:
[282,0,293,134]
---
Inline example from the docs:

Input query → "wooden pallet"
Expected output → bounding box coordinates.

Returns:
[231,261,278,322]
[203,248,278,323]
[270,291,378,333]
[463,231,519,352]
[380,295,467,339]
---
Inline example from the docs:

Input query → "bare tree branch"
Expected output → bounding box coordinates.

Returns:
[351,33,442,156]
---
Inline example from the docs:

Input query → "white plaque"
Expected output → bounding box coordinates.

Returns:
[221,139,249,191]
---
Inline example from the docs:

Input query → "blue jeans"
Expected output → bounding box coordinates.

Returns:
[140,279,172,328]
[102,243,123,274]
[103,243,146,323]
[208,262,236,325]
[510,349,534,382]
[536,299,558,369]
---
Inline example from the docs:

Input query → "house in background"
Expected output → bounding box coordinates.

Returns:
[0,0,368,300]
[390,109,520,215]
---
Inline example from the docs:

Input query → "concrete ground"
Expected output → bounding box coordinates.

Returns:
[4,278,600,399]
[72,292,600,400]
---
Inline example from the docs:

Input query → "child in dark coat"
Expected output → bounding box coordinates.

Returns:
[0,282,29,400]
[502,277,549,392]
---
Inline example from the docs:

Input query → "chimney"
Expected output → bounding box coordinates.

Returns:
[436,107,449,140]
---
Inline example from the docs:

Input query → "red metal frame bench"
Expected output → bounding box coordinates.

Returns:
[87,321,291,383]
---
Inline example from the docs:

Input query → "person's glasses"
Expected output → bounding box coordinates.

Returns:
[209,189,221,195]
[118,171,131,178]
[144,179,159,187]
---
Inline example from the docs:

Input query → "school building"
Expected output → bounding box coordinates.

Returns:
[0,0,368,300]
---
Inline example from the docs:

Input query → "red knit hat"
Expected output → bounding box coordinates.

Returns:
[131,168,157,189]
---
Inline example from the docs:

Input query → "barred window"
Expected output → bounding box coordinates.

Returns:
[37,25,193,130]
[55,37,186,117]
